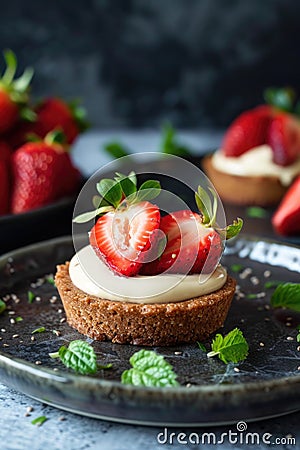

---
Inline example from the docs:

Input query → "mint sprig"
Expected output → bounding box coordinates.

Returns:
[160,123,192,157]
[270,283,300,312]
[73,172,161,223]
[49,340,97,375]
[121,349,179,387]
[0,299,6,314]
[207,328,249,364]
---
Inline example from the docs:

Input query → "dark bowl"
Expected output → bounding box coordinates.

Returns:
[0,195,77,254]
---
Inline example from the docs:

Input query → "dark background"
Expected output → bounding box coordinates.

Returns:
[1,0,299,128]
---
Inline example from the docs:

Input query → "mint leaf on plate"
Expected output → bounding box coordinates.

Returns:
[121,349,179,387]
[270,283,300,312]
[207,328,249,364]
[49,340,97,375]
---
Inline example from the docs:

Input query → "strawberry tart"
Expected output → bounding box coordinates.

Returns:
[55,172,242,346]
[203,102,300,206]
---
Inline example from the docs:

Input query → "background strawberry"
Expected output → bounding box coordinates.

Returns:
[32,97,88,144]
[222,105,273,157]
[272,176,300,235]
[11,132,80,213]
[267,113,300,166]
[0,50,33,134]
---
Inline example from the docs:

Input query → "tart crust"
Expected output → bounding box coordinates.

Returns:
[202,154,289,206]
[55,262,236,346]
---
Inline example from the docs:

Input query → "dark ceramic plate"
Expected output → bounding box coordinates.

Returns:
[0,235,299,426]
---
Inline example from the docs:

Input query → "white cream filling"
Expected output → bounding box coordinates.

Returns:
[212,145,300,186]
[69,245,227,305]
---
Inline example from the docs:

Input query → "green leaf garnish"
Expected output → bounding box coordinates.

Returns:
[161,123,192,157]
[197,342,207,352]
[207,328,249,364]
[270,283,300,312]
[0,299,6,314]
[32,327,46,334]
[246,206,268,219]
[104,141,130,159]
[31,416,48,426]
[73,172,161,223]
[28,291,35,304]
[195,185,243,239]
[223,218,243,240]
[195,186,217,227]
[247,293,258,299]
[46,276,55,285]
[15,316,23,322]
[49,340,97,375]
[264,280,283,289]
[264,87,295,112]
[230,264,244,273]
[72,205,114,224]
[96,178,123,208]
[121,349,179,387]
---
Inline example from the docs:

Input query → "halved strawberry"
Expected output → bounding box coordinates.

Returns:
[74,173,162,277]
[90,201,160,276]
[222,105,273,157]
[267,113,300,166]
[141,187,243,276]
[140,210,223,275]
[272,176,300,236]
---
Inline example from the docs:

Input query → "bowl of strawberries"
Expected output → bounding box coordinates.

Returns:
[0,50,87,253]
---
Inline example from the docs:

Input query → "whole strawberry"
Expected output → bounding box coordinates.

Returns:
[32,97,88,144]
[11,131,80,214]
[0,141,12,215]
[0,50,33,134]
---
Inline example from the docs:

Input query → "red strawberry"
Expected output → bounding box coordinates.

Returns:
[267,113,300,166]
[141,210,223,275]
[222,105,273,157]
[90,201,160,276]
[0,141,12,215]
[272,176,300,236]
[11,133,80,213]
[0,50,33,134]
[0,161,9,215]
[33,98,88,144]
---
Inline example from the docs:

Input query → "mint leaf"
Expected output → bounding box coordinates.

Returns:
[32,327,46,334]
[104,141,130,159]
[31,416,47,426]
[161,123,192,157]
[197,342,207,352]
[264,280,283,289]
[49,340,97,375]
[46,276,55,285]
[271,283,300,312]
[230,264,244,273]
[246,206,268,219]
[121,349,179,387]
[207,328,249,364]
[0,299,6,314]
[15,316,23,322]
[28,291,35,304]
